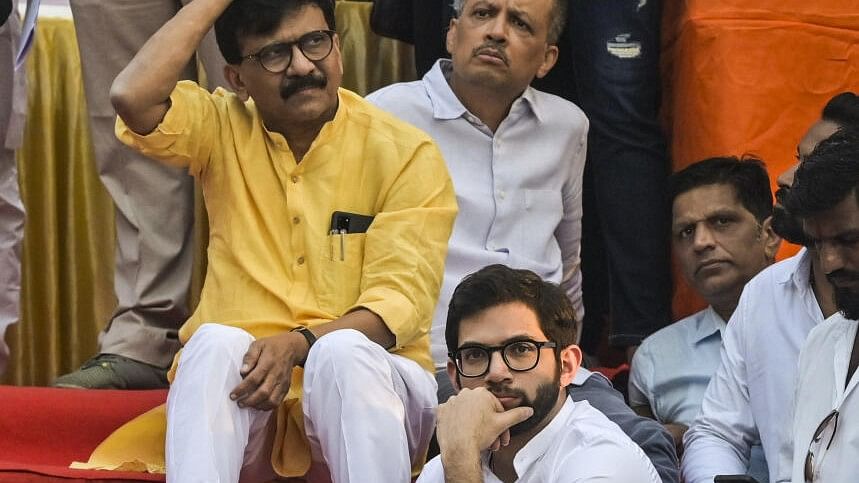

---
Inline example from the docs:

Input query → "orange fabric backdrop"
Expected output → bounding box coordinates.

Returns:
[662,1,859,319]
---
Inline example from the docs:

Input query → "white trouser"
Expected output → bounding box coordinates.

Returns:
[166,324,437,483]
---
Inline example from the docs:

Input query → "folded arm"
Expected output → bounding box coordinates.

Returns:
[110,0,232,135]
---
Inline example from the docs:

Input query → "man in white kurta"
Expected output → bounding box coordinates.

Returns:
[783,127,859,482]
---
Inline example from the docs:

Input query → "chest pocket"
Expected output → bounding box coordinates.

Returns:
[519,189,563,253]
[317,232,366,315]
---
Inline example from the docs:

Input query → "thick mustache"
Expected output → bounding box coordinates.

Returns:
[472,42,509,65]
[485,382,526,400]
[280,73,327,100]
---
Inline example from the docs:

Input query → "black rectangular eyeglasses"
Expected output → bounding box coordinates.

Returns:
[449,340,557,378]
[241,29,335,74]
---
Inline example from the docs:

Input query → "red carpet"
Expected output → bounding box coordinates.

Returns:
[0,386,166,482]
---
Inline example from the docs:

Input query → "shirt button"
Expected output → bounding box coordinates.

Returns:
[498,191,506,200]
[297,256,305,265]
[292,216,300,224]
[291,175,299,183]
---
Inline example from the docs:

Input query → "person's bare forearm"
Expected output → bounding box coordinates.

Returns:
[441,446,483,483]
[312,309,396,349]
[110,0,232,134]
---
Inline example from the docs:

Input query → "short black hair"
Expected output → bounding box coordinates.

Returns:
[445,264,578,355]
[215,0,336,65]
[822,92,859,128]
[784,127,859,219]
[668,156,773,223]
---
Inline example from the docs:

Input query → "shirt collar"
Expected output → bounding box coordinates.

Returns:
[510,396,575,476]
[691,305,727,345]
[782,246,812,289]
[423,59,544,124]
[572,367,594,386]
[257,88,348,154]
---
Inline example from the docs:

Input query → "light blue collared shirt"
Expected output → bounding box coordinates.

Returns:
[368,59,587,368]
[630,306,769,481]
[629,306,726,426]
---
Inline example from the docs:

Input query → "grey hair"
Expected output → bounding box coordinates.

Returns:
[450,0,567,44]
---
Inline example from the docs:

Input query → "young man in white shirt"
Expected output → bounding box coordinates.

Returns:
[783,127,859,482]
[681,93,859,483]
[418,264,660,483]
[629,157,779,480]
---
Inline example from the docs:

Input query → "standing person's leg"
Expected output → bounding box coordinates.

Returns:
[303,330,437,482]
[0,10,26,376]
[411,0,451,77]
[568,0,672,355]
[55,0,202,388]
[181,0,228,91]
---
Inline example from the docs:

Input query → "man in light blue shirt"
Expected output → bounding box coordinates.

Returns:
[629,157,781,481]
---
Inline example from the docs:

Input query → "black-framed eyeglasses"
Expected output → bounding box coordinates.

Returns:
[804,409,839,482]
[449,340,557,378]
[241,29,335,74]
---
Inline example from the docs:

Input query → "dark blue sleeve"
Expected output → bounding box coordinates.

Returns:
[569,374,680,483]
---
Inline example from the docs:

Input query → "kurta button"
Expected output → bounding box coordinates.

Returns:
[291,175,299,183]
[292,216,300,224]
[297,256,305,265]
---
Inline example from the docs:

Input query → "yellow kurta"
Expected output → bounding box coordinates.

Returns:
[75,81,457,477]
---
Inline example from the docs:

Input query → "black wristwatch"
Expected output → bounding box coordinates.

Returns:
[291,326,317,367]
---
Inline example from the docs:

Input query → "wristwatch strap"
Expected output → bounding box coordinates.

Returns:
[291,326,317,367]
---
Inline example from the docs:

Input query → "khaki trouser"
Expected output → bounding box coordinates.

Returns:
[69,0,227,367]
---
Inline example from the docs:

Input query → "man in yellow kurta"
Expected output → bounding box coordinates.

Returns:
[106,0,456,480]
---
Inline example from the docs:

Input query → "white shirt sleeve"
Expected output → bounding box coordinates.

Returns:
[415,456,446,483]
[556,121,587,324]
[682,293,757,482]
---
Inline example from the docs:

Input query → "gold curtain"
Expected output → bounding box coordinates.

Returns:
[3,1,416,386]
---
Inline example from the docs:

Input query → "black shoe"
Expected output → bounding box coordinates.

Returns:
[53,354,168,389]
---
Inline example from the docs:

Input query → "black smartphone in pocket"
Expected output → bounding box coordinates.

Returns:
[330,211,374,234]
[714,475,759,483]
